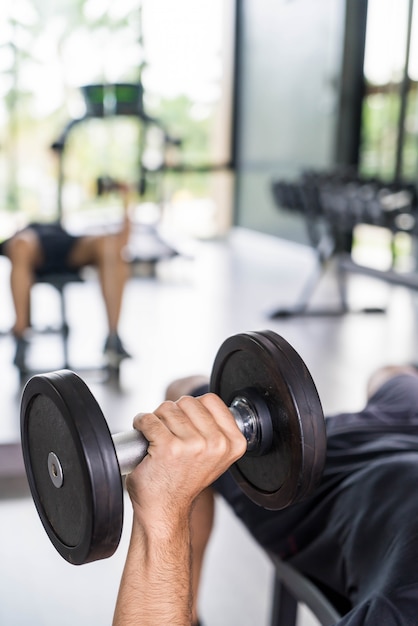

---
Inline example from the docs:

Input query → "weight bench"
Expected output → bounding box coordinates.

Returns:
[0,261,84,375]
[269,553,347,625]
[33,270,85,370]
[21,269,114,382]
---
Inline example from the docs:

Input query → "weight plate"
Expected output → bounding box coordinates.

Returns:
[210,331,326,510]
[20,370,123,565]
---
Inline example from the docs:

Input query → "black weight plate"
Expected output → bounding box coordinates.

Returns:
[210,331,326,510]
[20,370,123,565]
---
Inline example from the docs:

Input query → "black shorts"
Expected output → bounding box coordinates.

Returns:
[194,374,418,624]
[0,223,80,277]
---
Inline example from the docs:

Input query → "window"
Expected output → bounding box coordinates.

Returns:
[0,0,233,238]
[360,0,418,181]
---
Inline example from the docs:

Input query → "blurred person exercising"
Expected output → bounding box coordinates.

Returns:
[0,184,133,372]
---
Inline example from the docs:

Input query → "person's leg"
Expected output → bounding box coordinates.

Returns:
[165,376,210,404]
[326,364,418,438]
[298,368,418,623]
[67,224,131,361]
[2,229,44,370]
[366,364,418,399]
[326,454,418,625]
[3,229,44,337]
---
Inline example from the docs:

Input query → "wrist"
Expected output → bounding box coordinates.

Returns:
[131,502,192,545]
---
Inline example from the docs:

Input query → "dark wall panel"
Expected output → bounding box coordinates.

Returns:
[235,0,347,240]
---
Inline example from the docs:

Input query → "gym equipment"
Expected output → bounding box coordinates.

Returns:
[270,169,418,317]
[210,331,325,509]
[20,330,326,565]
[51,83,181,218]
[15,270,120,384]
[51,82,183,266]
[269,552,343,626]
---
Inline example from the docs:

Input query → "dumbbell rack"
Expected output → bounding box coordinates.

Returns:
[270,170,418,318]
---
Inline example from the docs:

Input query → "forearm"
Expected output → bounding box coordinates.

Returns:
[113,514,192,626]
[113,393,247,624]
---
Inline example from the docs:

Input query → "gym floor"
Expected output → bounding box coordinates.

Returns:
[1,226,417,626]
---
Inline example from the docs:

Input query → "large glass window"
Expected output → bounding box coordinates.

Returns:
[0,0,233,238]
[360,0,418,181]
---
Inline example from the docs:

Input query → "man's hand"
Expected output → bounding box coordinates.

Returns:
[125,393,247,533]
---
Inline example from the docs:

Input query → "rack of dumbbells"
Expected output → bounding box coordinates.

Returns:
[270,169,418,318]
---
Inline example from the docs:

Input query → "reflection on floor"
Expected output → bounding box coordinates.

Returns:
[1,227,417,626]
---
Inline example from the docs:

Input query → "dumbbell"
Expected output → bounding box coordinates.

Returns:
[20,330,326,565]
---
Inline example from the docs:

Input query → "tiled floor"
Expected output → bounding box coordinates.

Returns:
[1,227,417,625]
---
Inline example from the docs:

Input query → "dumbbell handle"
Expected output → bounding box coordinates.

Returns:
[112,394,267,476]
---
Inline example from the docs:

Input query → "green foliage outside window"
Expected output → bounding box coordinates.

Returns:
[0,0,219,224]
